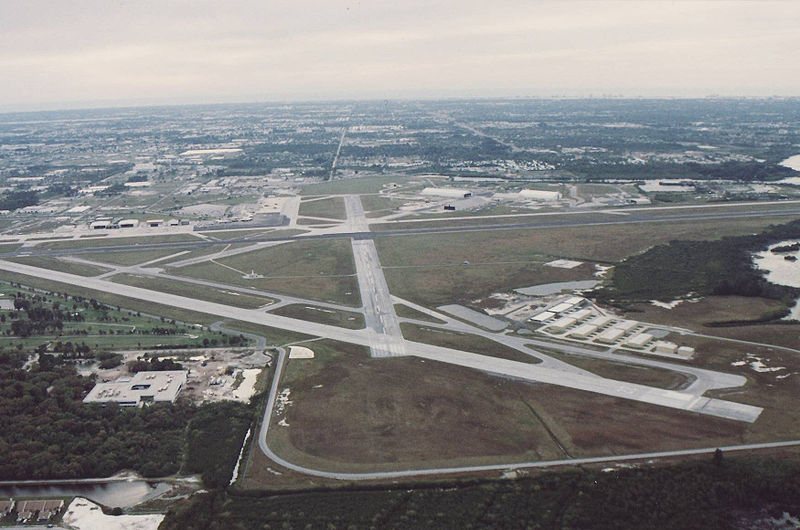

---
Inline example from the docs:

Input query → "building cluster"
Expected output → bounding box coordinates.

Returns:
[0,498,64,524]
[531,296,695,358]
[83,370,188,407]
[88,217,190,229]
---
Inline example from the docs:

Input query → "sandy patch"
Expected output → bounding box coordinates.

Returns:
[63,498,163,530]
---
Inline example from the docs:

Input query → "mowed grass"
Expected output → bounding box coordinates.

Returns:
[298,197,346,219]
[394,303,446,324]
[359,194,406,213]
[401,323,539,364]
[110,273,275,309]
[270,304,365,329]
[84,248,187,266]
[8,256,112,276]
[375,216,800,266]
[268,340,565,471]
[264,339,752,474]
[383,262,597,307]
[300,176,410,195]
[176,239,361,307]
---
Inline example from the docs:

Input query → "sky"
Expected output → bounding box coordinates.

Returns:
[1,0,799,110]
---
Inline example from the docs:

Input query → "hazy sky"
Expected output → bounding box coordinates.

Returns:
[1,0,799,110]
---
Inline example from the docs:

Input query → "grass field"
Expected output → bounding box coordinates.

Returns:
[7,256,112,276]
[383,262,597,307]
[110,273,275,309]
[359,194,406,213]
[394,303,446,323]
[270,304,365,329]
[300,176,411,195]
[298,197,346,219]
[401,323,540,363]
[68,248,184,267]
[261,339,752,476]
[177,239,361,306]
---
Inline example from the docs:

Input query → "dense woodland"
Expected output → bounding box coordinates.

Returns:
[596,218,800,307]
[161,456,800,530]
[0,348,254,482]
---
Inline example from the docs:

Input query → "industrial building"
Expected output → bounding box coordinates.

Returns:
[519,189,562,201]
[626,333,654,349]
[596,327,626,344]
[420,187,473,199]
[654,341,679,355]
[118,218,139,228]
[16,499,63,523]
[547,316,577,332]
[589,315,613,327]
[83,370,188,407]
[569,323,597,339]
[530,310,555,323]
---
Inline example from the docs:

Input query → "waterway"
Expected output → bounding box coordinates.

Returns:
[752,240,800,320]
[0,480,171,508]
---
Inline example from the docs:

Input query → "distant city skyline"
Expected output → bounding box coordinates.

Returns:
[2,0,799,111]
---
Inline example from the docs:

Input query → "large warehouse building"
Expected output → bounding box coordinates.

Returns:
[421,187,473,199]
[83,370,188,407]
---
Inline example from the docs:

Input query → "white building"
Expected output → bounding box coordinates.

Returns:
[547,316,577,333]
[626,333,654,349]
[596,327,626,344]
[420,187,473,199]
[519,189,562,201]
[569,323,597,339]
[654,341,679,355]
[118,219,139,228]
[83,370,188,407]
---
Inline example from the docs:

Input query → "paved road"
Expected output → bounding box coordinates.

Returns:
[0,260,760,421]
[259,349,788,480]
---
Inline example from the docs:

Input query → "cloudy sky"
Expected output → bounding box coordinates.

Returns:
[1,0,798,110]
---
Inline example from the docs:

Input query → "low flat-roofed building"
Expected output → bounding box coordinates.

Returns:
[570,309,592,322]
[83,370,188,407]
[596,327,626,344]
[589,315,613,327]
[530,310,555,323]
[549,302,574,313]
[615,320,639,332]
[677,346,696,357]
[654,341,678,355]
[421,187,473,199]
[569,323,597,339]
[564,296,584,306]
[547,316,577,333]
[626,333,653,348]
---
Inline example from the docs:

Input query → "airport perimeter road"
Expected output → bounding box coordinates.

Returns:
[0,260,759,422]
[259,350,791,481]
[346,195,405,357]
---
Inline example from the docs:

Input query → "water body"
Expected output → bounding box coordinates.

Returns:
[515,280,599,296]
[779,154,800,172]
[752,240,800,321]
[0,480,170,508]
